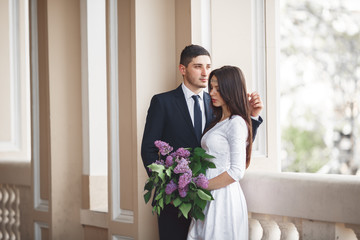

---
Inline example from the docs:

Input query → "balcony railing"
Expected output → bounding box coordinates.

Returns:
[0,162,31,239]
[1,163,360,239]
[243,171,360,240]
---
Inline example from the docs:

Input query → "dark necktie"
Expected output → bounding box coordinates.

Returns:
[192,95,202,142]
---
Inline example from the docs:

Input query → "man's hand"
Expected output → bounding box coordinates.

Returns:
[248,92,263,117]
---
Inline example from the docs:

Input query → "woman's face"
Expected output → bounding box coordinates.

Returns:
[209,76,226,108]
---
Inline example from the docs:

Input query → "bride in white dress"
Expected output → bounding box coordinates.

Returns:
[187,66,253,240]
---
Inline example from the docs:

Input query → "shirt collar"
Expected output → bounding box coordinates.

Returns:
[181,83,204,100]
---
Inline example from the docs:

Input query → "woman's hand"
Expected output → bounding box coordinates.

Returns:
[248,92,263,117]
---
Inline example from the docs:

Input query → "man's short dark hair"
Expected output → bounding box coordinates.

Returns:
[180,44,211,67]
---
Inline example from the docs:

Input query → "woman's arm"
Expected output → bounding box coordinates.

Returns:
[207,171,235,191]
[207,116,248,191]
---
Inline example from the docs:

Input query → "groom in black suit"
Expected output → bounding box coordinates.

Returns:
[141,44,263,240]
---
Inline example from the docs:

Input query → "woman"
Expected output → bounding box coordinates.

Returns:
[187,66,253,240]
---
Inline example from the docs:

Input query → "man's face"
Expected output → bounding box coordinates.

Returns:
[180,55,211,93]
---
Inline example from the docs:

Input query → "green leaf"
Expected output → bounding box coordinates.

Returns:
[154,175,159,184]
[202,189,214,200]
[207,161,216,168]
[194,196,207,209]
[144,180,154,191]
[197,189,212,201]
[179,203,192,219]
[144,191,152,203]
[173,197,182,207]
[193,206,205,221]
[148,164,166,181]
[165,168,172,177]
[158,172,165,181]
[191,162,201,175]
[148,163,165,173]
[188,182,197,191]
[198,168,206,175]
[194,147,206,155]
[165,194,172,205]
[159,198,164,209]
[157,206,161,215]
[155,192,163,201]
[186,192,196,202]
[201,160,215,168]
[203,153,215,159]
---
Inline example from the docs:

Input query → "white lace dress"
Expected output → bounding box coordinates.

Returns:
[187,115,249,240]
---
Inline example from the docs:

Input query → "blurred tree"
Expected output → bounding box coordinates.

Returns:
[280,0,360,174]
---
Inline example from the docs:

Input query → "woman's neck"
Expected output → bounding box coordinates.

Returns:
[220,107,231,121]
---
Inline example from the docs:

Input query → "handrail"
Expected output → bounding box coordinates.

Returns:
[0,161,31,186]
[242,171,360,225]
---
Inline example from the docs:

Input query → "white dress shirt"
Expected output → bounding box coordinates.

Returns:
[181,83,206,132]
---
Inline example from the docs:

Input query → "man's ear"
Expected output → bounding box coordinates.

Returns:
[179,64,186,75]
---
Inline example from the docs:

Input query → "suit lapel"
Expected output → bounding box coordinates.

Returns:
[174,85,196,133]
[174,85,213,142]
[203,92,213,129]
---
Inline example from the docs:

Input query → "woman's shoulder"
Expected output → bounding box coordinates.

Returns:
[229,115,246,125]
[226,115,248,139]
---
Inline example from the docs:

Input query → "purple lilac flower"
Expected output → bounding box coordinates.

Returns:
[175,148,190,158]
[165,155,174,168]
[173,158,191,174]
[178,172,192,189]
[155,160,165,165]
[154,140,173,156]
[174,156,181,163]
[194,173,209,189]
[165,180,177,195]
[178,185,189,198]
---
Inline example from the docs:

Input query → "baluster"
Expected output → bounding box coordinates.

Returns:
[0,185,2,240]
[345,224,360,240]
[0,185,2,222]
[249,218,263,240]
[14,187,20,240]
[0,185,10,240]
[259,220,281,240]
[7,185,20,240]
[7,185,15,240]
[0,185,20,240]
[278,222,299,240]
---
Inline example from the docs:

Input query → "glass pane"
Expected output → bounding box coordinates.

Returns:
[280,0,360,175]
[82,0,108,212]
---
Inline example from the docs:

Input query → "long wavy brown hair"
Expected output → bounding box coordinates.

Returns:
[206,66,253,168]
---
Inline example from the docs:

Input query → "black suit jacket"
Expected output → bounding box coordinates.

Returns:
[141,85,262,175]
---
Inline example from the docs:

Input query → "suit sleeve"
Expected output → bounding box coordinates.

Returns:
[251,116,263,142]
[141,95,165,176]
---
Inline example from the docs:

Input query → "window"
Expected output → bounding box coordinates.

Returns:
[81,0,108,211]
[280,0,360,175]
[0,0,31,162]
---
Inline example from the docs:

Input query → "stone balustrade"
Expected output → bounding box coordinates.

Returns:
[1,163,360,239]
[0,184,20,240]
[248,214,360,240]
[243,171,360,240]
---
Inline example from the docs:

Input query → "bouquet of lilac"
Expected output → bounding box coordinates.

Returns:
[144,140,216,220]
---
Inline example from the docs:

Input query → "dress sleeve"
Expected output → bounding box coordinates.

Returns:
[226,116,248,181]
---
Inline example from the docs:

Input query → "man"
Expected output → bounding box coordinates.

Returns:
[141,44,263,240]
